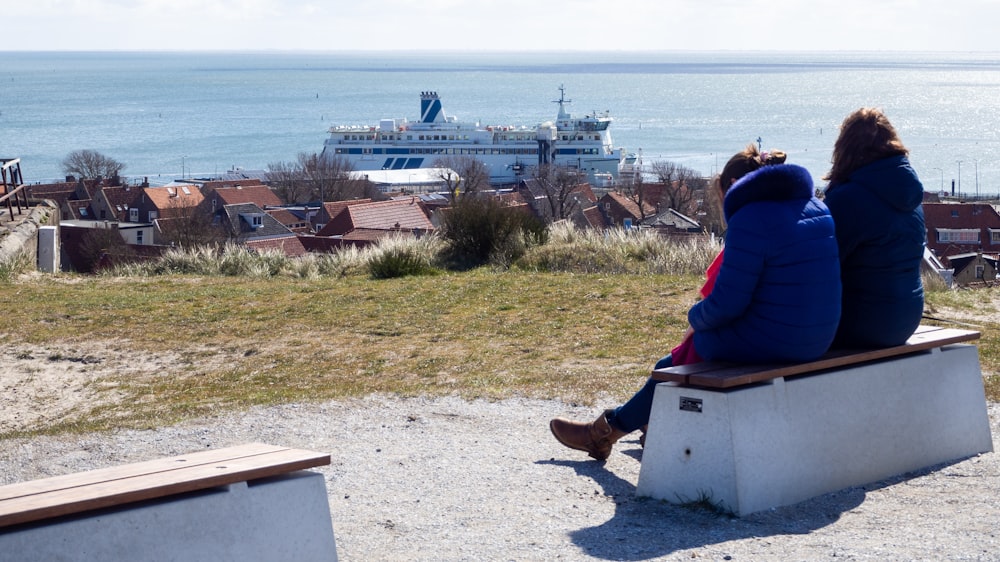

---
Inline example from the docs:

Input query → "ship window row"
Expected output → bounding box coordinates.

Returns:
[417,134,472,141]
[561,134,602,142]
[335,147,543,156]
[334,147,602,156]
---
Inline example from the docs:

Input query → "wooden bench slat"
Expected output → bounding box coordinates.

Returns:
[651,325,981,389]
[0,443,293,502]
[0,443,330,528]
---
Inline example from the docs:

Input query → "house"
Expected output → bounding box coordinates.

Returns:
[25,181,78,220]
[922,202,1000,264]
[598,191,656,229]
[130,185,205,244]
[59,220,161,272]
[312,199,372,233]
[643,208,703,236]
[947,252,999,286]
[266,208,312,233]
[91,185,142,222]
[136,185,205,224]
[219,203,306,257]
[315,198,434,240]
[199,181,283,218]
[25,178,107,221]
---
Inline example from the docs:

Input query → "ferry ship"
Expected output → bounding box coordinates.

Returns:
[319,87,627,186]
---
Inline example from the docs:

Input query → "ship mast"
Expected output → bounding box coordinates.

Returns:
[554,85,571,120]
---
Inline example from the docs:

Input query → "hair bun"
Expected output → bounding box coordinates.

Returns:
[759,149,787,166]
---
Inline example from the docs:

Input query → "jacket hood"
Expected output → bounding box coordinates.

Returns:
[833,155,924,213]
[723,164,815,221]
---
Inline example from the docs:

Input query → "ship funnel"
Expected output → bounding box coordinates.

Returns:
[420,91,446,123]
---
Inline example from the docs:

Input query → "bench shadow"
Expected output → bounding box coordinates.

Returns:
[536,441,884,561]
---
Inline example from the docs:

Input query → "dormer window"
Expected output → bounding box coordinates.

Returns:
[937,228,979,243]
[239,212,265,230]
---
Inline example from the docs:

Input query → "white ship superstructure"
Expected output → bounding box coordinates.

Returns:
[320,87,626,186]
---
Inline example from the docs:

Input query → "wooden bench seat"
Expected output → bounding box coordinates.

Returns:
[0,442,330,528]
[0,443,338,561]
[651,325,981,389]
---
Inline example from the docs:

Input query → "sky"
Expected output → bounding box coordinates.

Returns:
[3,0,1000,52]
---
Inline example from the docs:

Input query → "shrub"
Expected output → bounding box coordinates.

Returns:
[922,268,950,293]
[368,248,434,279]
[366,234,443,279]
[439,196,547,269]
[518,222,720,275]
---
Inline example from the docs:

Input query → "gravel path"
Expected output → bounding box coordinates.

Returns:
[2,395,998,561]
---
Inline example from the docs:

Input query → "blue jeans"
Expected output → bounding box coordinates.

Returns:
[607,354,672,433]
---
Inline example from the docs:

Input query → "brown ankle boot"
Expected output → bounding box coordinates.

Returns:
[549,409,628,460]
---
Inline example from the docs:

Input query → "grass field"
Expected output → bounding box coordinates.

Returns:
[3,264,997,439]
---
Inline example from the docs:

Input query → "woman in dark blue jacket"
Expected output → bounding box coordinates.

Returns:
[823,108,925,349]
[688,162,842,362]
[550,145,842,461]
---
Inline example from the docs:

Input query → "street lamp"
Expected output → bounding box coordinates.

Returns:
[957,160,962,197]
[975,159,980,199]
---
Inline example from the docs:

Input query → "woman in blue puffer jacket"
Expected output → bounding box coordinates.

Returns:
[550,145,842,461]
[822,108,925,349]
[688,158,842,362]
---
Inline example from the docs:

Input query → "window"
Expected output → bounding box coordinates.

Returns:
[130,208,138,222]
[990,229,1000,243]
[976,265,985,279]
[937,229,979,243]
[136,230,143,244]
[148,210,158,222]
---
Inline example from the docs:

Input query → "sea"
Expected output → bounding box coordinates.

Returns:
[2,50,1000,195]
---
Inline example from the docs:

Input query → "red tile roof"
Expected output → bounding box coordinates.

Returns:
[143,185,205,217]
[317,198,434,236]
[923,202,1000,262]
[245,236,307,257]
[211,184,283,208]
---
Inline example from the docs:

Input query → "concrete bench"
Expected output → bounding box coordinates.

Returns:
[0,443,338,561]
[636,325,994,516]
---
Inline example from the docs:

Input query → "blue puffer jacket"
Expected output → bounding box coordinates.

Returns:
[690,164,842,363]
[822,155,925,348]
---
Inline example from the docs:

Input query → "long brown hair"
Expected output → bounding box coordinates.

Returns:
[825,107,908,185]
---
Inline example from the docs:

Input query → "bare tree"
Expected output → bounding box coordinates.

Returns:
[530,164,586,223]
[299,152,351,202]
[267,160,310,204]
[700,177,727,236]
[648,160,704,217]
[431,155,491,201]
[157,197,226,249]
[62,149,125,180]
[617,167,654,222]
[267,153,363,203]
[78,225,131,273]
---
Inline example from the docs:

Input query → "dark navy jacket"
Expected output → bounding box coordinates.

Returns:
[822,155,925,348]
[690,164,842,363]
